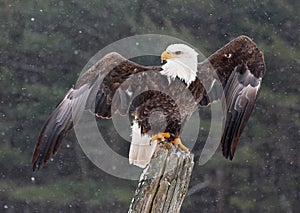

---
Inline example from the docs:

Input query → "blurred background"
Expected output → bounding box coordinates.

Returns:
[0,0,299,212]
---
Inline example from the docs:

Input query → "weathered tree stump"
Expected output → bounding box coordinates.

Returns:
[128,145,194,213]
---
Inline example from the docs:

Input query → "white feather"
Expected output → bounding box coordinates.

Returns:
[129,121,156,168]
[160,44,198,86]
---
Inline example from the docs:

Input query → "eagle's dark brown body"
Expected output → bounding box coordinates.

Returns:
[32,35,265,171]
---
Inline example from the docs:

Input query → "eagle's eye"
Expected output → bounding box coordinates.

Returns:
[174,51,183,55]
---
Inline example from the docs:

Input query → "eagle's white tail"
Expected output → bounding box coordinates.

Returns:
[129,122,156,168]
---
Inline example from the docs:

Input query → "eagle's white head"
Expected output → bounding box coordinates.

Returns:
[160,44,198,86]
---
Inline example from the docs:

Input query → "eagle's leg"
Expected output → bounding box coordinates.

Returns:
[171,137,189,153]
[151,132,171,144]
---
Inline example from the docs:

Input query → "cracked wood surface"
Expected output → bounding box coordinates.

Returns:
[128,146,194,213]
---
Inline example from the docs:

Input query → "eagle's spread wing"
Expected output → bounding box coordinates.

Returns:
[32,52,160,171]
[199,35,265,159]
[32,35,265,171]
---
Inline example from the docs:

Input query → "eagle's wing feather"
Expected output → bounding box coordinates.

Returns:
[32,52,160,171]
[198,35,265,159]
[32,84,91,171]
[94,58,160,118]
[221,64,262,159]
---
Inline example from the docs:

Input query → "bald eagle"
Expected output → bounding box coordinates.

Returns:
[32,35,265,171]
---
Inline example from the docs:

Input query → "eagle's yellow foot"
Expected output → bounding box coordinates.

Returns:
[151,132,171,144]
[171,137,189,153]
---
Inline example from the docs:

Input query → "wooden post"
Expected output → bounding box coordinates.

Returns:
[128,145,194,213]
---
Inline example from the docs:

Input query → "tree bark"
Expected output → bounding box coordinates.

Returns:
[128,145,194,213]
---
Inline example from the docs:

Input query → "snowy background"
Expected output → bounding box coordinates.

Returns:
[0,0,299,212]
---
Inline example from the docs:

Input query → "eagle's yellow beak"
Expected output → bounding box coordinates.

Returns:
[161,50,175,62]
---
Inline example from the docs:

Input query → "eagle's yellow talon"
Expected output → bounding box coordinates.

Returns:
[151,132,171,144]
[171,137,189,153]
[151,134,189,152]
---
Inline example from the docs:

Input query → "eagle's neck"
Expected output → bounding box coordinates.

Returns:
[160,59,197,86]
